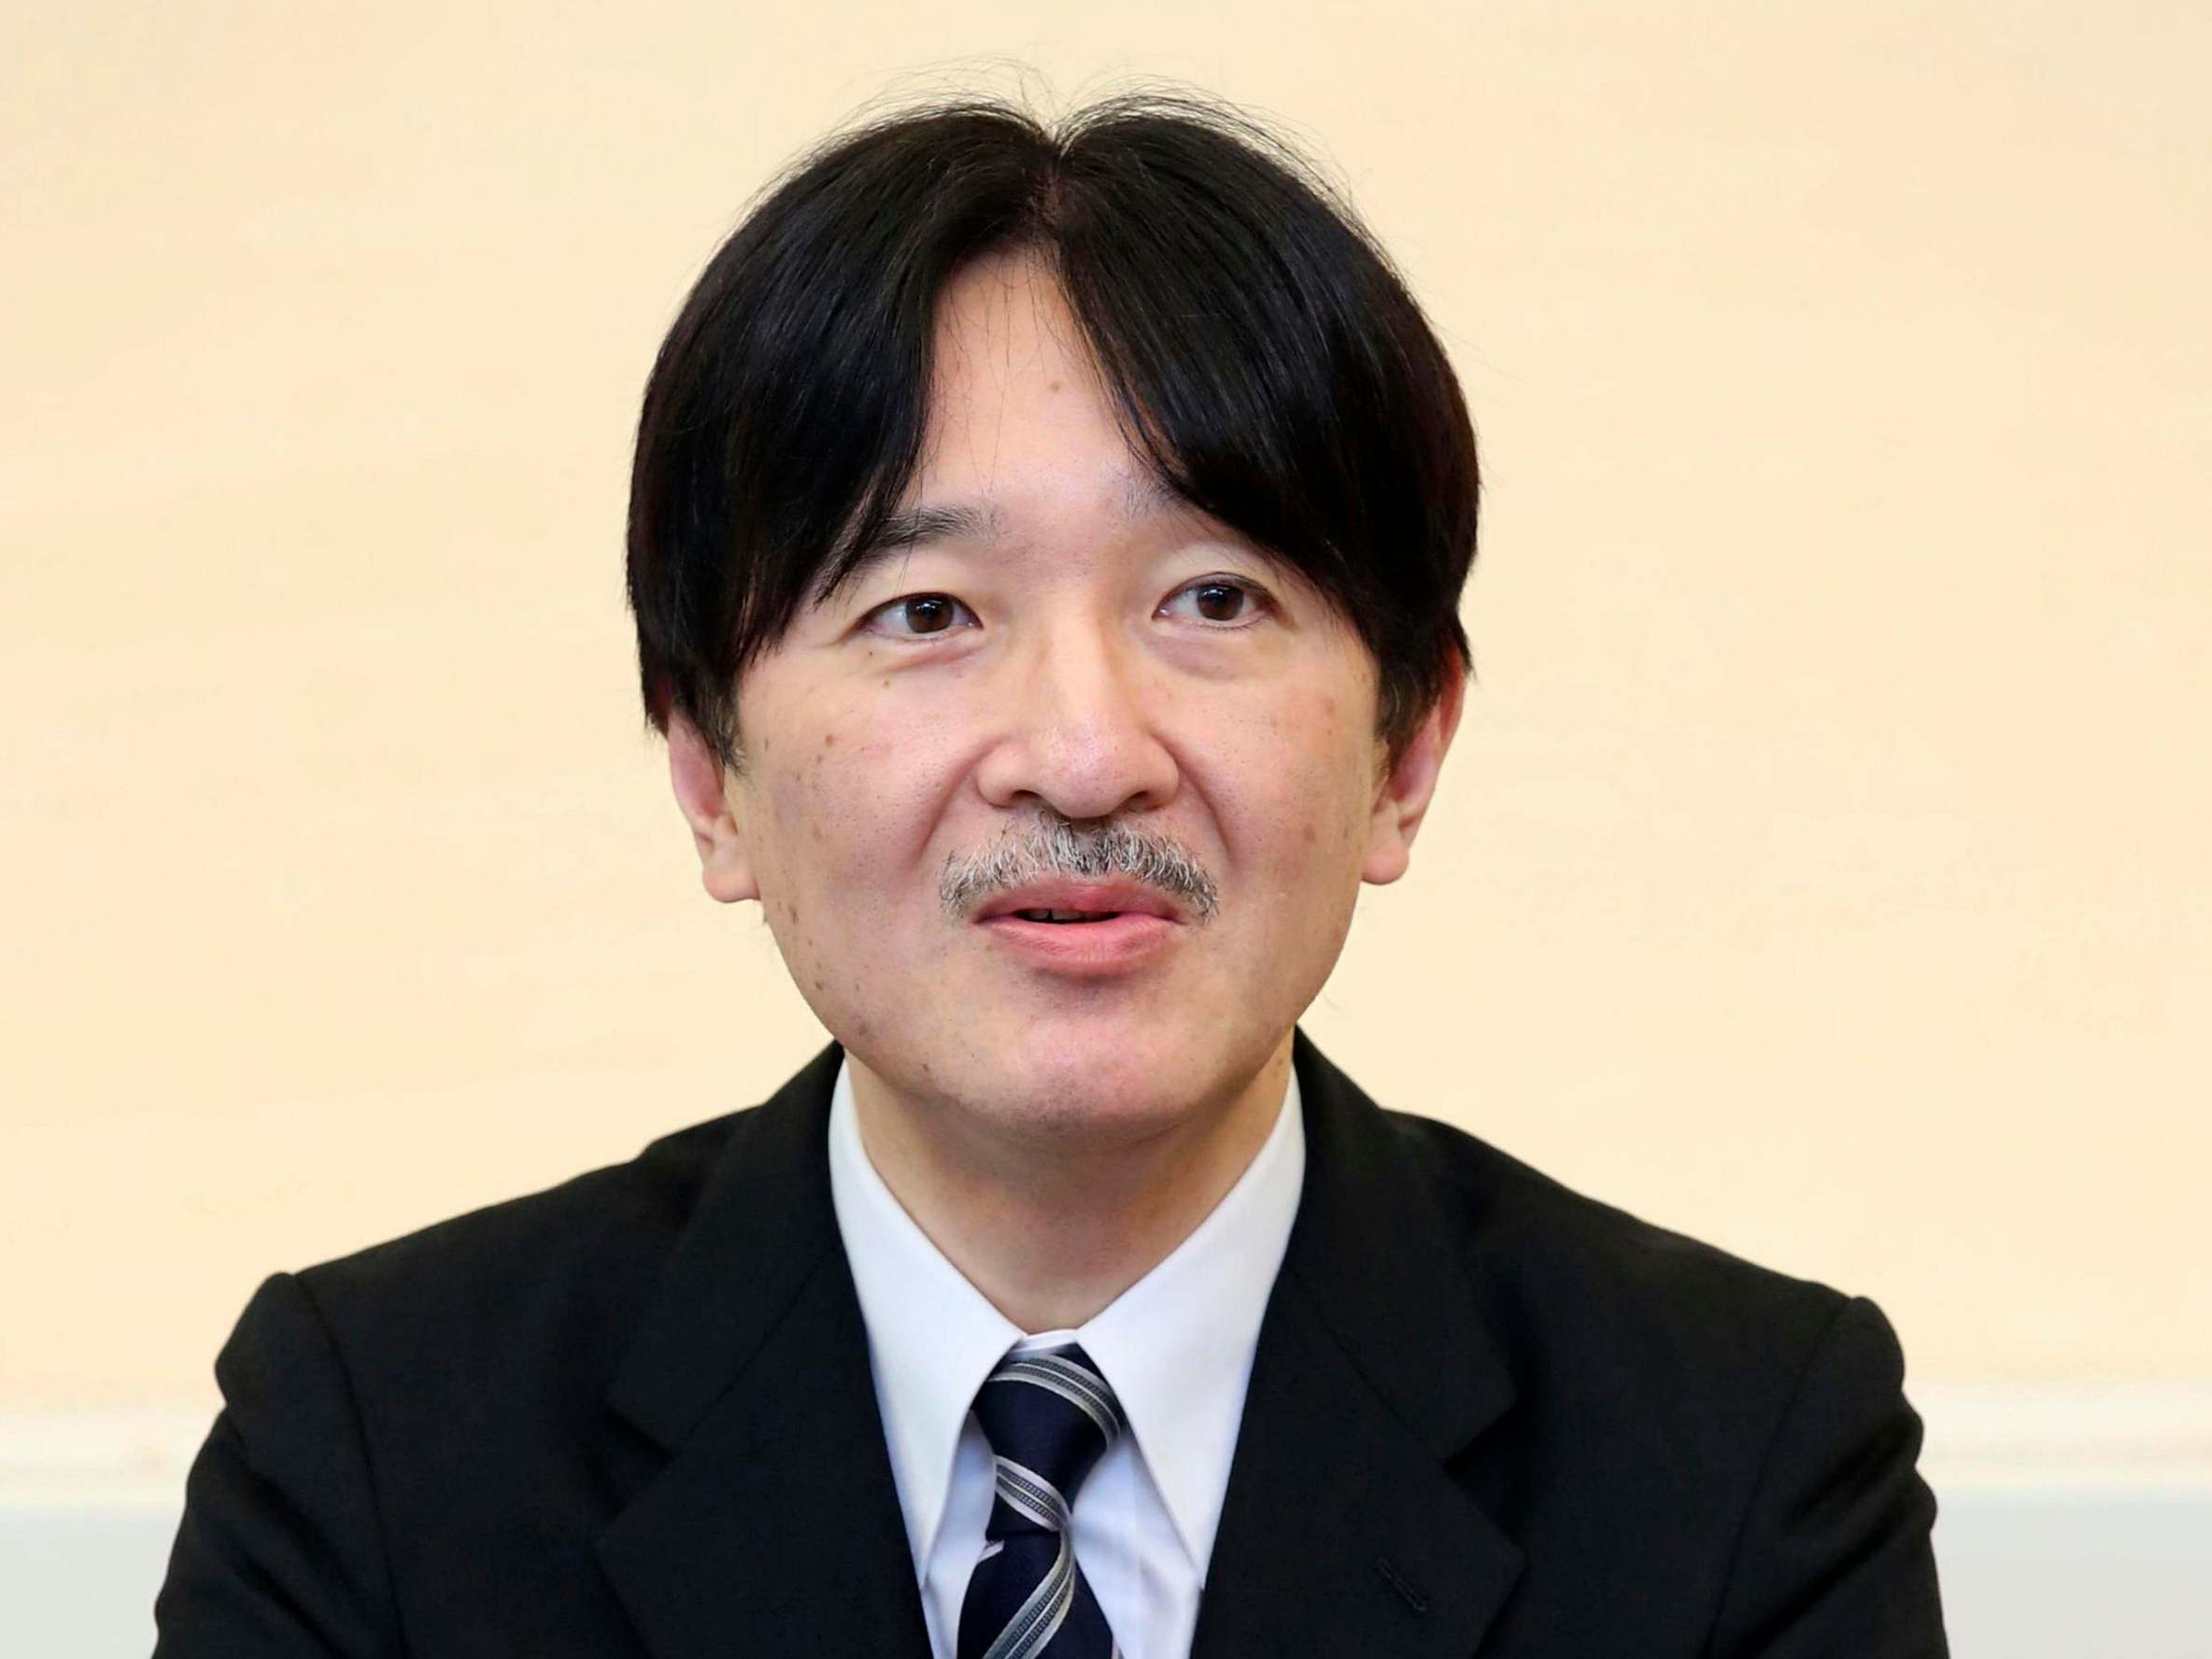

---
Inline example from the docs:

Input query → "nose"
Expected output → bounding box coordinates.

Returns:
[971,610,1181,823]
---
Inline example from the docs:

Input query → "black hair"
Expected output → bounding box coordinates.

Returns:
[626,90,1479,778]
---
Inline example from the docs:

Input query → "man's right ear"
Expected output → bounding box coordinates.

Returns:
[666,712,760,905]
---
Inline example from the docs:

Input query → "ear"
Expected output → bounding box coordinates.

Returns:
[666,711,760,904]
[1360,653,1467,887]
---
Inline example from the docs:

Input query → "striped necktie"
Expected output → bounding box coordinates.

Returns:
[955,1341,1125,1659]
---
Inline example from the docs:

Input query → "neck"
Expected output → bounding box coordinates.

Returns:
[847,1037,1294,1333]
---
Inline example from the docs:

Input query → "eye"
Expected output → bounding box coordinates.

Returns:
[1160,576,1275,628]
[858,580,1274,640]
[860,592,978,641]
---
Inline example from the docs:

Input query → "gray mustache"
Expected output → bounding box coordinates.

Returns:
[941,816,1219,922]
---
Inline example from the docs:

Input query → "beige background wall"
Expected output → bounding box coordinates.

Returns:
[3,1,2205,1416]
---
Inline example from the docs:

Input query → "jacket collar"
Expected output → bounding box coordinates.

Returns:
[1189,1026,1525,1656]
[595,1040,933,1658]
[594,1029,1524,1659]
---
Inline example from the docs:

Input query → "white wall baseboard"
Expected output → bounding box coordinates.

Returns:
[1910,1381,2212,1490]
[10,1384,2208,1504]
[9,1390,2212,1656]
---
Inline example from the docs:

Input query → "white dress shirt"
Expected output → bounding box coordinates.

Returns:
[825,1056,1306,1659]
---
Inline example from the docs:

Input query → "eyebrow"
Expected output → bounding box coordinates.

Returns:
[812,472,1190,607]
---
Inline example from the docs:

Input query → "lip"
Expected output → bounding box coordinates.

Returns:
[973,880,1184,923]
[975,911,1179,975]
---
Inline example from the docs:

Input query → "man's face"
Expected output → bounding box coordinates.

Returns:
[670,249,1460,1144]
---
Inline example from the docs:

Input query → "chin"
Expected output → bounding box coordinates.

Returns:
[990,1085,1210,1150]
[841,981,1284,1133]
[982,1032,1249,1137]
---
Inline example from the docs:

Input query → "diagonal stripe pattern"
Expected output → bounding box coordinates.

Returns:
[955,1342,1125,1659]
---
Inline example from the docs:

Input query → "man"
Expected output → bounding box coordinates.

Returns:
[154,92,1949,1657]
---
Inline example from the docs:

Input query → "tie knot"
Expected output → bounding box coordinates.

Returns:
[969,1341,1123,1531]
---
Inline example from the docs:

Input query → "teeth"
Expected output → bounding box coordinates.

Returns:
[1015,908,1114,923]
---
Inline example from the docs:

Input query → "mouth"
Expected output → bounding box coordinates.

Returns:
[972,880,1185,927]
[974,907,1180,973]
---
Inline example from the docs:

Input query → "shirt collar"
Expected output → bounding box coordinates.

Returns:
[1073,1063,1303,1573]
[825,1054,1305,1580]
[827,1058,1021,1573]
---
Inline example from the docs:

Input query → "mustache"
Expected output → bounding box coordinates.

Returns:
[940,815,1220,922]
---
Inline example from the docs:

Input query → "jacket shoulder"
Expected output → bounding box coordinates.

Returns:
[276,1106,758,1394]
[1383,1107,1856,1384]
[1377,1113,1943,1651]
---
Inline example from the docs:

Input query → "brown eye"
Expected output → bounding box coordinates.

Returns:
[1164,578,1273,627]
[1191,582,1245,622]
[866,593,977,639]
[903,596,954,632]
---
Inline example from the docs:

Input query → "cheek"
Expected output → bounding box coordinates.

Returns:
[758,716,935,920]
[1228,683,1374,880]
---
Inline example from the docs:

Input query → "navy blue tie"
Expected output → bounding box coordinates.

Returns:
[955,1342,1125,1659]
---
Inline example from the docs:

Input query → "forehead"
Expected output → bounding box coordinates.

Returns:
[808,248,1331,617]
[932,248,1093,384]
[913,251,1137,505]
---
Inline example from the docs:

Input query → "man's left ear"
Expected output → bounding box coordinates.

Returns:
[1360,652,1467,886]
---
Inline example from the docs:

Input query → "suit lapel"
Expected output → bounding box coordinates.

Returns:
[1192,1028,1525,1658]
[593,1041,931,1659]
[588,1028,1521,1658]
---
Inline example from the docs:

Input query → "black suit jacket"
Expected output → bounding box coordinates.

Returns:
[153,1029,1948,1656]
